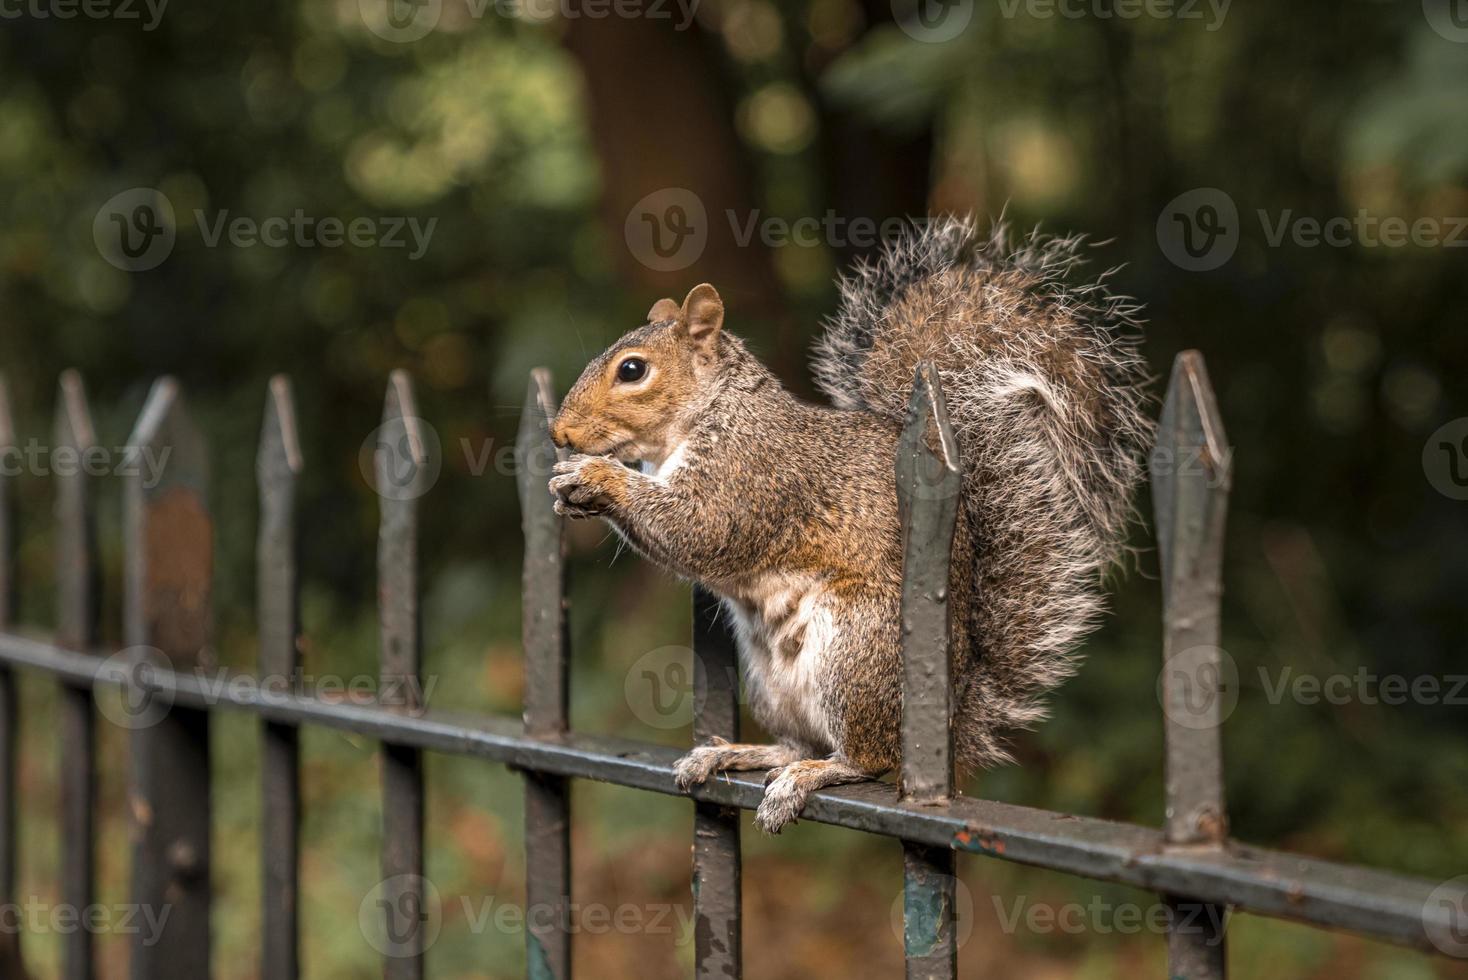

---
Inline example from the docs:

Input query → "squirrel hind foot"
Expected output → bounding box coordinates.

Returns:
[755,758,874,834]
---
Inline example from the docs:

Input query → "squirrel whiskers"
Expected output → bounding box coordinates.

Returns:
[550,217,1152,833]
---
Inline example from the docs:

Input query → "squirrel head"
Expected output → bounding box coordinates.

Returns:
[551,283,724,464]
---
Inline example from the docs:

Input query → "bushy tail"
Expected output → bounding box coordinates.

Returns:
[812,216,1153,767]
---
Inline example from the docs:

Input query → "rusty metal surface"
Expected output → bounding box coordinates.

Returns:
[123,378,213,980]
[0,376,20,978]
[516,369,572,980]
[56,371,99,980]
[376,371,427,980]
[896,363,961,980]
[902,844,958,980]
[692,586,741,980]
[259,376,303,980]
[0,633,1456,956]
[1153,351,1233,980]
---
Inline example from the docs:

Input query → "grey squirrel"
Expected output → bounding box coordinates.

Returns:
[548,217,1152,833]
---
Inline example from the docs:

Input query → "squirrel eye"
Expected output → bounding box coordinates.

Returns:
[616,357,648,383]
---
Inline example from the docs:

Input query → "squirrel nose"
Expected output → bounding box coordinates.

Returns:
[549,417,570,449]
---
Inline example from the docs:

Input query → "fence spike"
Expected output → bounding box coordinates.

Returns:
[1152,350,1232,979]
[896,361,962,980]
[0,375,20,980]
[124,377,213,980]
[55,370,99,980]
[515,368,572,980]
[375,370,427,980]
[258,375,302,980]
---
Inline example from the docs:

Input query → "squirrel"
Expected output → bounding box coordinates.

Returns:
[548,217,1152,833]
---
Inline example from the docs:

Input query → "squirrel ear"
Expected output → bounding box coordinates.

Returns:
[681,283,723,346]
[647,298,681,324]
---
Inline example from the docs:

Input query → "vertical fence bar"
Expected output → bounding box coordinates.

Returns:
[375,371,428,979]
[691,586,741,980]
[896,362,962,980]
[259,377,303,980]
[0,376,21,979]
[125,378,213,980]
[56,371,100,980]
[1152,351,1232,980]
[515,368,571,980]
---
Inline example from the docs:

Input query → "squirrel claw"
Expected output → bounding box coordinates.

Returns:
[672,737,735,791]
[551,498,598,520]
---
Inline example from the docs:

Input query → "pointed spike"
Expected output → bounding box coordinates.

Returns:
[1152,351,1231,590]
[897,361,962,526]
[516,367,564,508]
[381,370,426,465]
[126,377,208,498]
[375,371,432,501]
[259,375,303,484]
[55,370,97,454]
[904,361,961,475]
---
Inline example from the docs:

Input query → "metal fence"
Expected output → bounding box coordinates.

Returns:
[0,352,1457,980]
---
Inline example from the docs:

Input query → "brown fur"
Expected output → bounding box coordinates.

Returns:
[549,218,1151,832]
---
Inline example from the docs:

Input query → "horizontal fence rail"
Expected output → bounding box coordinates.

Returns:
[0,356,1459,980]
[0,634,1453,954]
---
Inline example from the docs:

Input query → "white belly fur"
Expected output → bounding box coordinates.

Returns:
[720,574,836,753]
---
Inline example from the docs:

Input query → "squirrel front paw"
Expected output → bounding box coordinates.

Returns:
[549,454,625,518]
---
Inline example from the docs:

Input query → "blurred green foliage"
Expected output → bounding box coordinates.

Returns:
[1,0,1467,977]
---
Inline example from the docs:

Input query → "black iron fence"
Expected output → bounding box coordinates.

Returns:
[0,353,1459,980]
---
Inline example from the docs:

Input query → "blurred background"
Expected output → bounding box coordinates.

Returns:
[1,0,1467,976]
